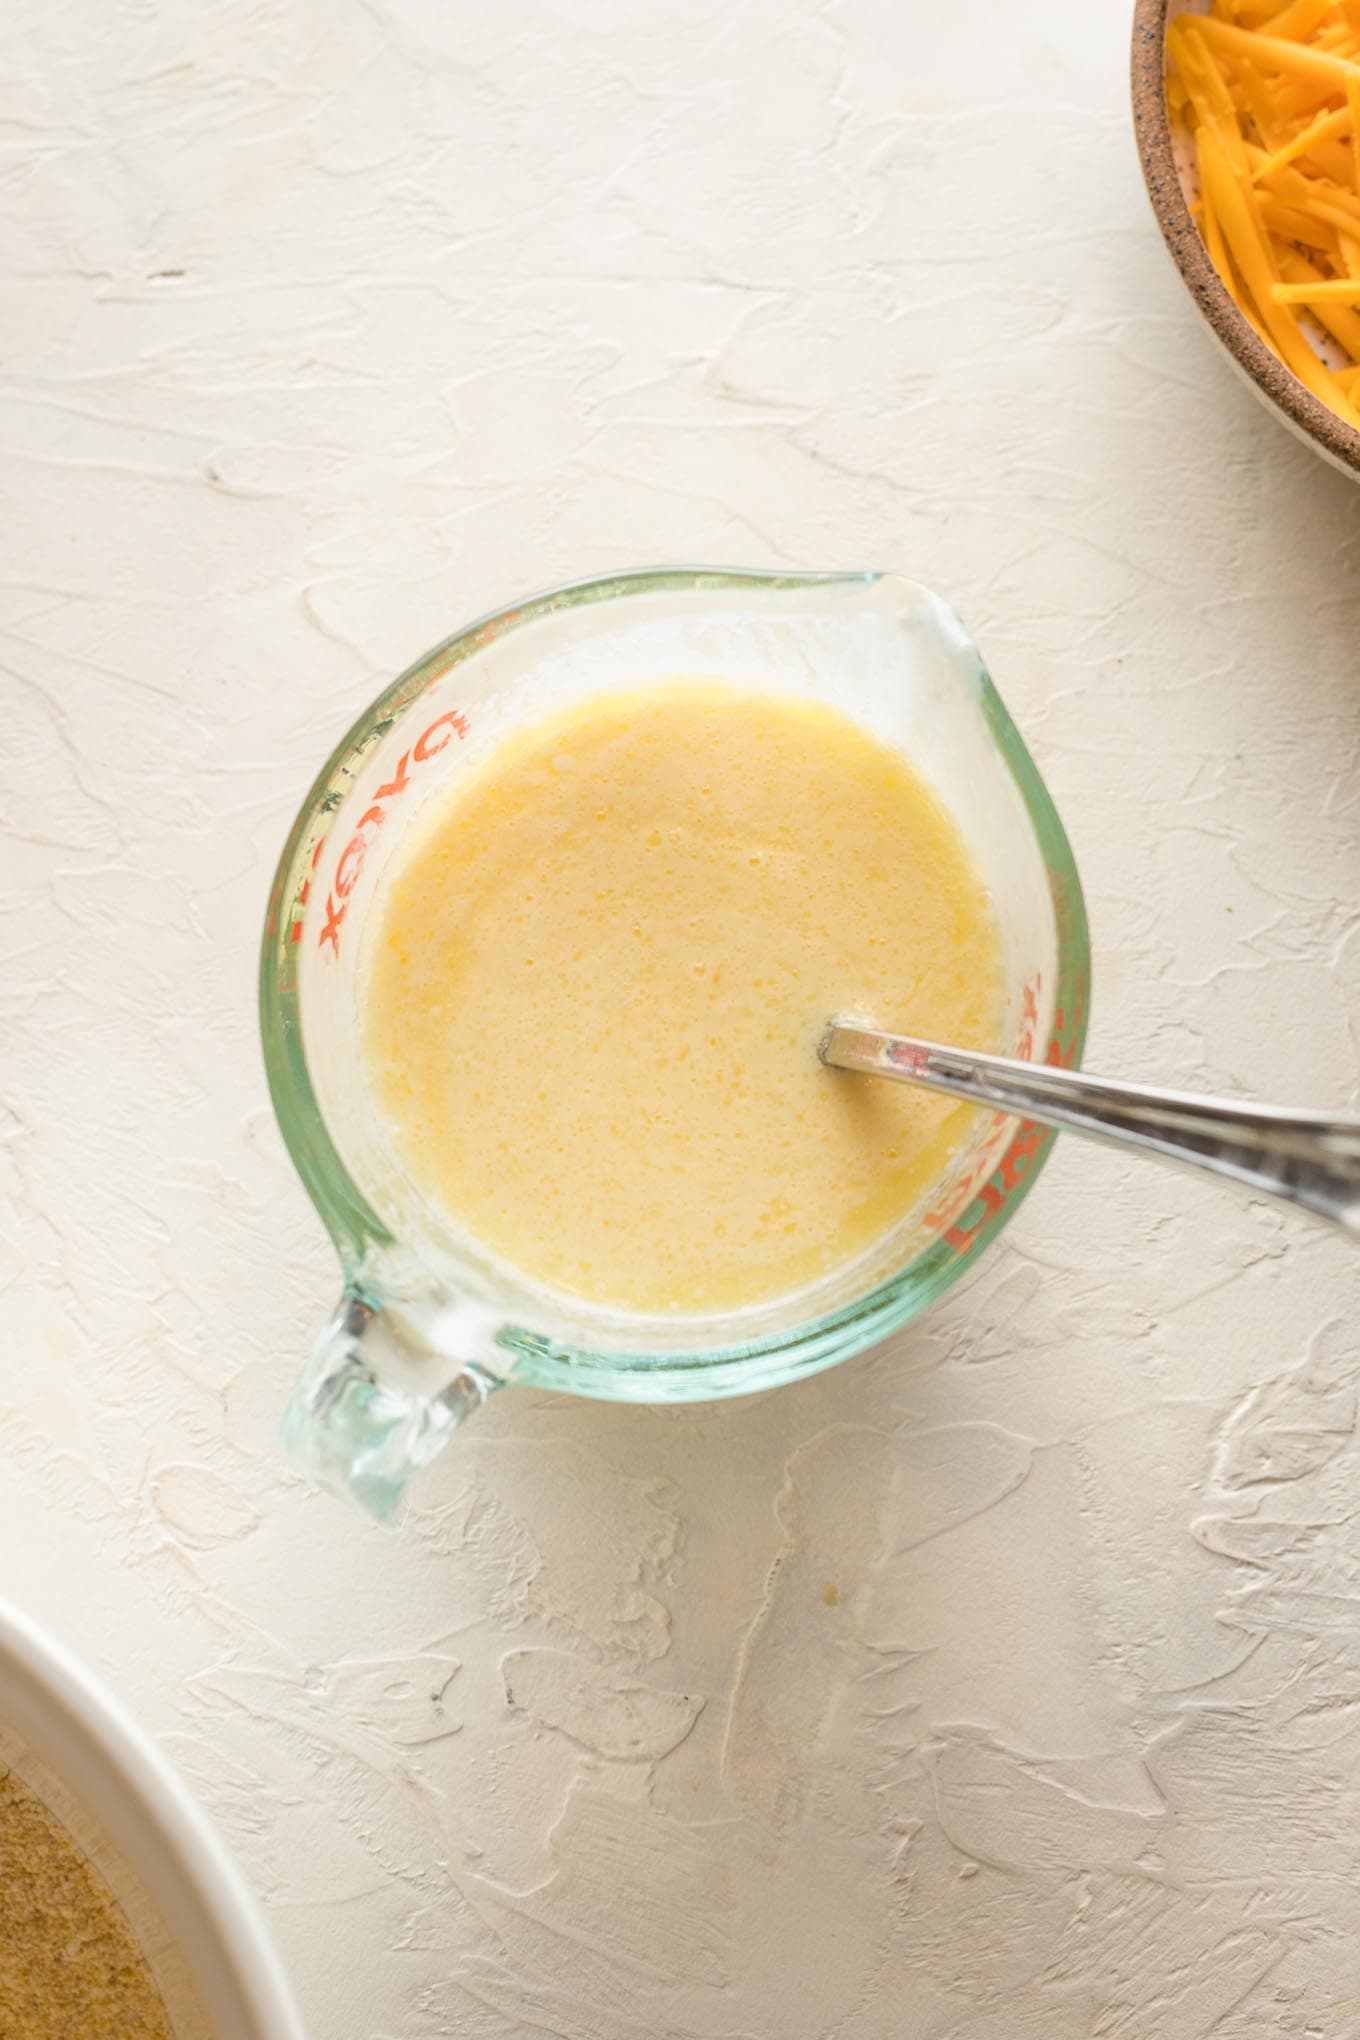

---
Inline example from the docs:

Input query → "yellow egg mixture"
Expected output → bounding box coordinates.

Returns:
[363,684,1002,1313]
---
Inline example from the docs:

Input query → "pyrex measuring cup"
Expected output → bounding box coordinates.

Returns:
[261,568,1089,1515]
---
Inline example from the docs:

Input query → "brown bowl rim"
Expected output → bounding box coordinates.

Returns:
[1131,0,1360,475]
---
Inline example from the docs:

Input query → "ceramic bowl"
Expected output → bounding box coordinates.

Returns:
[0,1598,304,2039]
[1131,0,1360,479]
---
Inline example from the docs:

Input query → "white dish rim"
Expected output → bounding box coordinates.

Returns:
[0,1596,307,2040]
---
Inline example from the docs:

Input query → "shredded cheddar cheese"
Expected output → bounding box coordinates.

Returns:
[1168,2,1360,427]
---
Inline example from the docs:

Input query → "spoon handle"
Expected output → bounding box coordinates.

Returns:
[819,1021,1360,1237]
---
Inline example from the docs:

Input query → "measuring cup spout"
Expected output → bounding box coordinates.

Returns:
[281,1285,503,1519]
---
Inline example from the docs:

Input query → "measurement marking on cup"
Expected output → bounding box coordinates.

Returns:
[303,707,471,957]
[921,969,1087,1253]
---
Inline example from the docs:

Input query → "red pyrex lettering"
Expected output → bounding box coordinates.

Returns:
[316,707,470,956]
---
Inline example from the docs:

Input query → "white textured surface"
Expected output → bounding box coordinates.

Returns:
[5,2,1360,2034]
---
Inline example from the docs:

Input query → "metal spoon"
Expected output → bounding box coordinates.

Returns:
[819,1019,1360,1237]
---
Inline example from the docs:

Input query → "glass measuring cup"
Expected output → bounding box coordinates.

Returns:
[260,568,1089,1516]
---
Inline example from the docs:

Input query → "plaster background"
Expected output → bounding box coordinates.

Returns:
[5,1,1360,2033]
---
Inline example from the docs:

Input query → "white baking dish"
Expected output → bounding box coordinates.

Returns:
[0,1598,305,2040]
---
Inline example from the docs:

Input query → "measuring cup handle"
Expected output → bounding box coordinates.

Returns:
[281,1290,499,1520]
